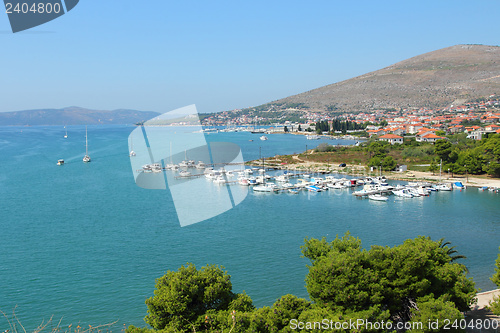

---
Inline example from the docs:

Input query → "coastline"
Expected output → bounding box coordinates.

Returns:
[249,153,500,188]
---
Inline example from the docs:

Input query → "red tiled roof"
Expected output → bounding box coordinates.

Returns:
[379,134,403,139]
[422,133,445,139]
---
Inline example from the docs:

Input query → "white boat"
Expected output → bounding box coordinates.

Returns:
[288,189,299,194]
[392,189,413,198]
[435,184,452,191]
[260,135,268,141]
[253,183,276,192]
[151,163,162,173]
[179,170,191,177]
[129,135,136,156]
[57,159,64,166]
[63,126,68,139]
[195,161,206,169]
[238,178,250,186]
[368,194,388,201]
[83,126,91,163]
[275,175,288,182]
[306,135,320,140]
[328,182,345,189]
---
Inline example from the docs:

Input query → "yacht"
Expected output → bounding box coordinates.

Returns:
[368,194,388,201]
[260,135,268,141]
[179,170,191,177]
[57,159,64,166]
[253,183,276,192]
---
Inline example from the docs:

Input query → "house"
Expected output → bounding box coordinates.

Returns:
[397,165,408,172]
[379,133,403,145]
[367,129,386,137]
[484,124,500,132]
[417,133,446,143]
[448,125,464,134]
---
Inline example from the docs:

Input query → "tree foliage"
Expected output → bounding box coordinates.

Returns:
[129,234,477,333]
[301,233,475,323]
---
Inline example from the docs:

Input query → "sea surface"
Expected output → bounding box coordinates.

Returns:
[0,125,499,330]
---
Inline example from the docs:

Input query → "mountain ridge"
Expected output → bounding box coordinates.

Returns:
[263,44,500,113]
[0,106,160,125]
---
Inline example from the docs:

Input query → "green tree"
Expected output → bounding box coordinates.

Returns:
[434,140,453,163]
[367,141,389,158]
[382,155,397,171]
[143,263,252,332]
[489,247,500,315]
[301,233,476,323]
[492,246,500,287]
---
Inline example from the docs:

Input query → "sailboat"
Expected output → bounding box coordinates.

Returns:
[129,135,136,157]
[83,126,91,163]
[64,126,68,139]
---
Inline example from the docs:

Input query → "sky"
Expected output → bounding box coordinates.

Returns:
[0,0,499,114]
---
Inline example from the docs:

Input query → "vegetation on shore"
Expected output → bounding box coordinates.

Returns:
[262,134,500,178]
[489,248,500,315]
[127,234,478,333]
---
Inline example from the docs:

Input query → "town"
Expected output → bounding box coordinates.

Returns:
[200,95,500,142]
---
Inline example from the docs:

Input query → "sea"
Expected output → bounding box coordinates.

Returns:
[0,125,499,331]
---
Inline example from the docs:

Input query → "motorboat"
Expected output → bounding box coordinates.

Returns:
[260,135,268,141]
[392,188,413,198]
[368,194,388,201]
[435,184,452,191]
[253,183,276,192]
[57,159,64,166]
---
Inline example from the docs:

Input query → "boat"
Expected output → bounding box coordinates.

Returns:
[253,183,276,192]
[306,185,322,192]
[368,194,388,201]
[260,135,268,141]
[151,163,162,173]
[195,161,206,169]
[306,135,320,140]
[288,189,299,194]
[63,126,68,139]
[179,170,191,177]
[56,159,64,166]
[129,135,136,157]
[238,178,250,186]
[392,188,413,198]
[435,184,452,191]
[83,126,91,163]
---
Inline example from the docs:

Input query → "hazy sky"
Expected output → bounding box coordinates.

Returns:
[1,0,499,114]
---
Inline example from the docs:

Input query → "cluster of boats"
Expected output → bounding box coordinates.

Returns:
[139,160,474,201]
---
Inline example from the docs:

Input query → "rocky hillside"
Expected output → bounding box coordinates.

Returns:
[270,44,500,113]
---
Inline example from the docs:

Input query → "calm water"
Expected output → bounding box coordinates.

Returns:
[0,125,499,330]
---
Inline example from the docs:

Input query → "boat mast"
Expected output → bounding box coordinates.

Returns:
[85,126,88,155]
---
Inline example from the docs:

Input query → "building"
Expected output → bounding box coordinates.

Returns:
[379,133,403,145]
[417,133,446,143]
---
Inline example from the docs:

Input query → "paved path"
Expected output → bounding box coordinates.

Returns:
[466,290,500,333]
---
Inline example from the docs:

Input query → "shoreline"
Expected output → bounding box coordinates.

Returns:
[249,155,500,188]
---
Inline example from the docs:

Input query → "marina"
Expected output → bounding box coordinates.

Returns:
[0,125,499,331]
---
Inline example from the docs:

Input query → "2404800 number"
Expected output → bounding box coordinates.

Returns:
[5,2,61,14]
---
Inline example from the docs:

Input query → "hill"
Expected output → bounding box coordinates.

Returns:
[0,106,160,125]
[267,44,500,113]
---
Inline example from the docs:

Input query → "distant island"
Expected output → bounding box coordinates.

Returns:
[0,106,160,126]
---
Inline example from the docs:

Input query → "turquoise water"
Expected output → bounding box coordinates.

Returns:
[0,125,499,330]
